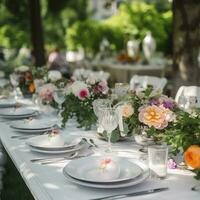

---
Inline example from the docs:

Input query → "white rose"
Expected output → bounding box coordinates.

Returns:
[71,81,88,96]
[48,70,62,82]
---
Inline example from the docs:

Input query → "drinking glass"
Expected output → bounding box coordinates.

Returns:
[148,145,168,179]
[9,73,22,99]
[114,83,129,98]
[184,96,198,112]
[99,108,118,152]
[53,89,65,126]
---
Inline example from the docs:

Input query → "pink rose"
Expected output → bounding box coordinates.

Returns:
[139,105,173,130]
[93,81,109,94]
[77,88,90,100]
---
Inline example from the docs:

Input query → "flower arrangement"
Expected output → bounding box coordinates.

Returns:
[113,87,200,179]
[14,66,35,96]
[61,80,109,129]
[38,83,56,105]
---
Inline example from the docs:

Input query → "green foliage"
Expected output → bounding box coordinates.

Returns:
[66,19,124,55]
[163,110,200,154]
[66,1,172,55]
[61,93,97,130]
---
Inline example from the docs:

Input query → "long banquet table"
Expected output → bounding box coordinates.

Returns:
[0,118,200,200]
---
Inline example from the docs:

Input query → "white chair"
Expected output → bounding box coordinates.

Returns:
[175,86,200,107]
[130,75,167,92]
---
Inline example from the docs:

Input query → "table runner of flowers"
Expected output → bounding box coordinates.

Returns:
[4,66,200,180]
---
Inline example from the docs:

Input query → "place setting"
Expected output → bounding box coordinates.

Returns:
[26,128,96,165]
[62,156,150,189]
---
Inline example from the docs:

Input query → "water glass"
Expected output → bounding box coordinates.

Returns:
[114,83,129,97]
[148,145,168,179]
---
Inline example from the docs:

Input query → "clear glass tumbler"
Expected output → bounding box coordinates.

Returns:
[148,145,168,179]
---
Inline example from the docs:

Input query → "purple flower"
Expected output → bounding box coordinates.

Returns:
[167,159,177,169]
[149,99,159,106]
[162,100,176,110]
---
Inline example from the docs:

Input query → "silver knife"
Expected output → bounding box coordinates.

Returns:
[90,187,168,200]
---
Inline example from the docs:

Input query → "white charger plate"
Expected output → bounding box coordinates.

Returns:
[27,135,82,151]
[65,156,142,183]
[63,158,149,189]
[10,119,56,130]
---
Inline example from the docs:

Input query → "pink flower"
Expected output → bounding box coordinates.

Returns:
[39,83,56,103]
[77,88,90,100]
[93,81,109,94]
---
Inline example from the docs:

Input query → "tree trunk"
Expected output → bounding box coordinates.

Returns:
[29,0,45,66]
[173,0,200,93]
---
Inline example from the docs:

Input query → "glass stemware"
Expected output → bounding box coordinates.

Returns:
[92,99,112,133]
[53,89,65,126]
[99,107,118,152]
[9,73,22,100]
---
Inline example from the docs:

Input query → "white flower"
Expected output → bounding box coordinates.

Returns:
[15,65,30,72]
[71,81,89,97]
[48,70,62,82]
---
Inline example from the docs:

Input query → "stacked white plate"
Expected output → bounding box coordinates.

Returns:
[10,119,56,133]
[63,156,149,188]
[0,99,17,108]
[0,107,38,119]
[26,135,83,154]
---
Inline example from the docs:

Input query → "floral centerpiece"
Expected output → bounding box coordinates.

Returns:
[113,86,200,179]
[61,79,109,129]
[15,65,35,96]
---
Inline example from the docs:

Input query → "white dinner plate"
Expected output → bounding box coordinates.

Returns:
[10,119,56,130]
[63,158,149,189]
[65,156,142,183]
[0,108,37,116]
[12,127,53,134]
[27,135,82,151]
[29,145,81,154]
[0,99,17,108]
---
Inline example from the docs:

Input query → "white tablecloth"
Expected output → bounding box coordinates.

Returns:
[0,119,199,200]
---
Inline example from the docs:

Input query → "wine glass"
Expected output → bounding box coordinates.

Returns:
[92,99,112,133]
[53,89,65,127]
[99,107,119,152]
[184,96,198,112]
[9,73,22,100]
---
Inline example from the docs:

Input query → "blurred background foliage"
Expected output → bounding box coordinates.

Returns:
[0,0,172,55]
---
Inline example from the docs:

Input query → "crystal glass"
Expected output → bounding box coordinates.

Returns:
[9,73,23,100]
[148,145,168,179]
[114,83,129,98]
[53,89,65,127]
[99,107,118,152]
[92,99,112,133]
[184,96,198,112]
